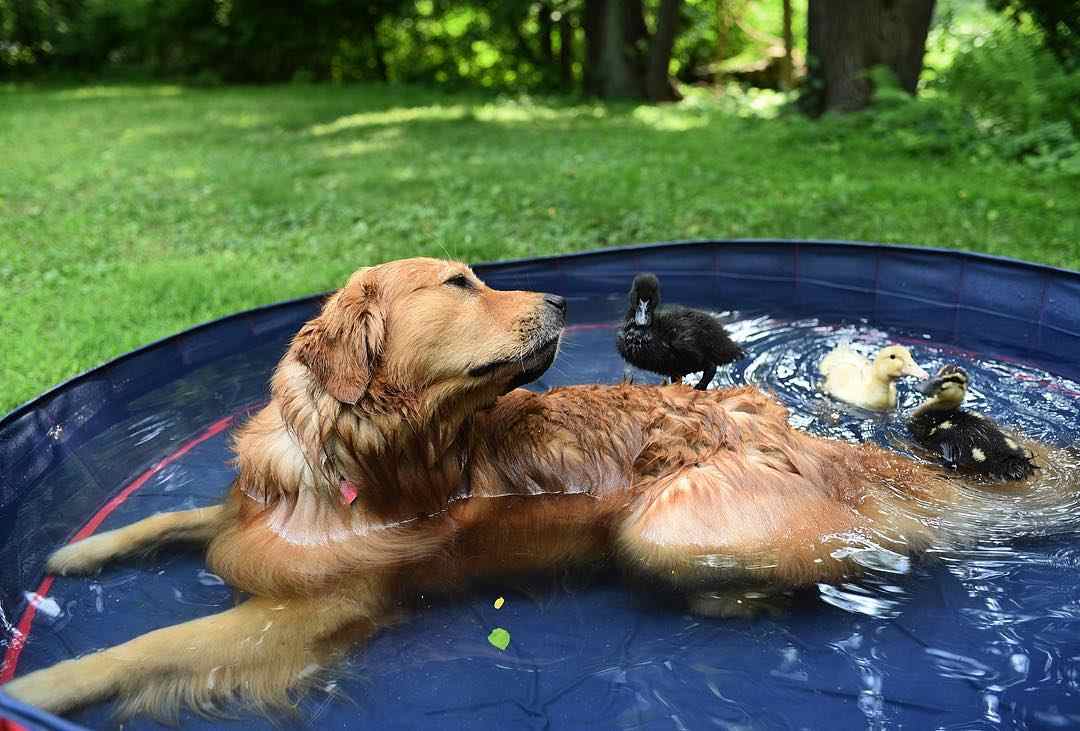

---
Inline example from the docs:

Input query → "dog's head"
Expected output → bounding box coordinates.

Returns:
[291,258,565,408]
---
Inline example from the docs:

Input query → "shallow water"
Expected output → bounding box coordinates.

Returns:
[12,295,1080,730]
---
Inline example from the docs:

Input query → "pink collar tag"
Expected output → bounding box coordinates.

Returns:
[339,479,358,506]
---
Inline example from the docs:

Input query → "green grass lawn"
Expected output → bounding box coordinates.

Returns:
[1,82,1078,414]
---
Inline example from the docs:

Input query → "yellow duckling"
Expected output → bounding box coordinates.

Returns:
[819,344,928,411]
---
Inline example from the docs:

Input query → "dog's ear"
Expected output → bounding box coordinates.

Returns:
[294,271,385,404]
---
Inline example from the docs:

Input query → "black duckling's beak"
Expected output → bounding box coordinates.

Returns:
[917,377,943,397]
[920,365,969,398]
[634,300,650,326]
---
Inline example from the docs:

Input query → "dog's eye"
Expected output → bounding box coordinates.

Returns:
[444,274,474,290]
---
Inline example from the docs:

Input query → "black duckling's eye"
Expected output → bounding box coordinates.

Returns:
[889,354,897,359]
[444,274,474,290]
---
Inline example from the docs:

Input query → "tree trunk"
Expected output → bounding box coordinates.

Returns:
[624,0,650,86]
[364,18,388,82]
[558,15,574,91]
[597,0,641,98]
[803,0,936,115]
[583,0,605,96]
[538,3,555,66]
[646,0,682,101]
[779,0,794,89]
[582,0,686,100]
[509,21,541,67]
[624,0,649,51]
[373,38,388,82]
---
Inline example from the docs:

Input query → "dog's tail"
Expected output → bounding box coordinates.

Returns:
[4,590,385,721]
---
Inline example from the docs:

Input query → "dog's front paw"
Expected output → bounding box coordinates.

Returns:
[5,669,59,711]
[46,533,123,575]
[5,655,118,715]
[5,661,86,714]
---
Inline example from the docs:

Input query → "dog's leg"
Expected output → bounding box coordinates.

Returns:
[616,466,863,599]
[4,587,385,719]
[47,505,226,576]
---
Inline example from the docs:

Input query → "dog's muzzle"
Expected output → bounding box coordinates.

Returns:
[468,295,565,387]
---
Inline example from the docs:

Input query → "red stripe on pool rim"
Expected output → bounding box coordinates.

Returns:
[0,414,236,684]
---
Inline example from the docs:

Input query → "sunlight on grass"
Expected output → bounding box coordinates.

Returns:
[390,166,421,181]
[631,106,710,131]
[54,85,184,100]
[206,111,271,129]
[169,166,202,180]
[119,124,172,142]
[320,130,403,159]
[471,100,609,123]
[308,99,612,135]
[743,90,787,116]
[309,105,469,135]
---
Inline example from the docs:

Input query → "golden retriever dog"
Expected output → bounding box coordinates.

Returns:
[4,257,1007,719]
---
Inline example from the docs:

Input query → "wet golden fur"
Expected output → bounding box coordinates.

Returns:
[7,257,976,719]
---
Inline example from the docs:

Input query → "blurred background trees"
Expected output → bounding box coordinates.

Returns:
[1,0,1075,98]
[0,0,916,95]
[1,0,1077,171]
[989,0,1079,66]
[0,0,1064,93]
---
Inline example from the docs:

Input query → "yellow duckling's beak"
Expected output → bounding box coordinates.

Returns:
[901,361,929,380]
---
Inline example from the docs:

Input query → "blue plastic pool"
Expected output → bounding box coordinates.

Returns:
[3,240,1080,730]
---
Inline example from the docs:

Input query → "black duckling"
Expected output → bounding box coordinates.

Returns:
[616,273,745,390]
[908,365,1037,481]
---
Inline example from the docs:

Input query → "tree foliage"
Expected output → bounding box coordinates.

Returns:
[0,0,795,99]
[988,0,1080,68]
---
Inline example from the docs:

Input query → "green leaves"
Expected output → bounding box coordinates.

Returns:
[487,627,510,651]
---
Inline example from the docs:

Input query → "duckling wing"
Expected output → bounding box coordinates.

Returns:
[700,315,745,364]
[670,309,745,364]
[909,412,962,466]
[907,412,939,444]
[819,347,873,403]
[656,308,712,360]
[934,412,1037,481]
[819,344,869,377]
[939,440,961,468]
[963,415,1038,480]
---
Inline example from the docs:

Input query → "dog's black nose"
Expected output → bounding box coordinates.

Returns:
[544,294,567,314]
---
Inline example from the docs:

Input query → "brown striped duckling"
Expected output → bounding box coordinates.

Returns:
[819,344,928,411]
[908,365,1037,481]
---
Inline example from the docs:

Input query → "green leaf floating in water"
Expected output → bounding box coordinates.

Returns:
[487,627,510,651]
